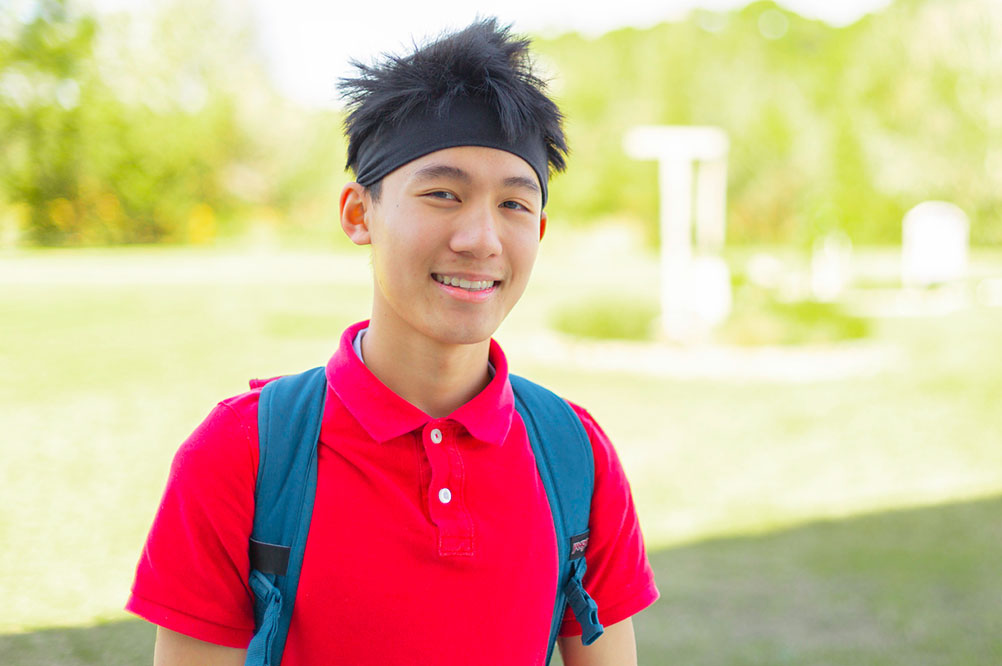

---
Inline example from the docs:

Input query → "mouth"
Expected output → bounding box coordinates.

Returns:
[432,273,499,292]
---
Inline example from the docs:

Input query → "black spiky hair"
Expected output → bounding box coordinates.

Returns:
[339,17,568,180]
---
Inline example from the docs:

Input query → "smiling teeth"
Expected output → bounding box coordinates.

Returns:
[434,274,496,291]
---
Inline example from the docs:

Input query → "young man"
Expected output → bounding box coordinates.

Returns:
[128,18,658,665]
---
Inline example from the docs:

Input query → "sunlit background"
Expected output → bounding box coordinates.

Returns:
[2,0,1001,663]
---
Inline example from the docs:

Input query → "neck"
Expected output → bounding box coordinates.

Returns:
[360,320,492,419]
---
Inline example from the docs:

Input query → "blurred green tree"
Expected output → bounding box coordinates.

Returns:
[2,0,998,247]
[537,0,1002,246]
[0,0,267,245]
[0,0,96,245]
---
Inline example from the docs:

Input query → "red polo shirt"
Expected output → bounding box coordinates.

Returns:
[127,321,658,664]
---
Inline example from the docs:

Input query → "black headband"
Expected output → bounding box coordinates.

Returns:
[353,96,551,206]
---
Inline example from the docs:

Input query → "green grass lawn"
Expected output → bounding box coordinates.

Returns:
[2,242,1001,664]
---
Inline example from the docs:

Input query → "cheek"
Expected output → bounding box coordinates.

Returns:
[502,237,539,303]
[371,233,428,291]
[369,242,404,294]
[512,232,540,274]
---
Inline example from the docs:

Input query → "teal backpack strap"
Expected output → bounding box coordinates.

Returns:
[510,375,605,664]
[245,366,327,666]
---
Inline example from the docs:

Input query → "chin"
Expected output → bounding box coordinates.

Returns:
[429,321,498,346]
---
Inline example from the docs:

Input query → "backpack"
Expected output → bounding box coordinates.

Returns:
[244,367,605,665]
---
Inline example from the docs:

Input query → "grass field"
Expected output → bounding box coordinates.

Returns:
[2,238,1001,664]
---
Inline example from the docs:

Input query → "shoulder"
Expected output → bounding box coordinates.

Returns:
[168,389,262,488]
[509,375,620,470]
[128,388,264,645]
[562,399,623,477]
[563,401,606,442]
[556,398,662,632]
[175,366,331,480]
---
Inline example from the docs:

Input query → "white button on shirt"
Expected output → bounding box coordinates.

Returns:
[430,428,443,444]
[438,488,452,504]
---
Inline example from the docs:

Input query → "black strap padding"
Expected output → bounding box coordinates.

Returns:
[249,538,291,576]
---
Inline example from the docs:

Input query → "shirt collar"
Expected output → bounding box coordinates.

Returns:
[325,320,514,446]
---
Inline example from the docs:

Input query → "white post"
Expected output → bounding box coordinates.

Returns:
[624,125,731,342]
[695,158,727,251]
[661,159,693,338]
[901,201,969,288]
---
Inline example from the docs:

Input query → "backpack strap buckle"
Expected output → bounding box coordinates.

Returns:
[563,557,604,645]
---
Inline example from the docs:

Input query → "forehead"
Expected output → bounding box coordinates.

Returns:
[394,146,541,191]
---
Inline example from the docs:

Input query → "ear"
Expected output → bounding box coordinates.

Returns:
[539,210,547,241]
[340,182,372,245]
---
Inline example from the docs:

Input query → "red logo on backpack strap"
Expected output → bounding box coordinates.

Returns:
[569,531,590,560]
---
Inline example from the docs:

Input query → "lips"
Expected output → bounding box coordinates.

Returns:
[432,273,498,292]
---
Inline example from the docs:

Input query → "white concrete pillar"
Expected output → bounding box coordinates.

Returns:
[695,158,727,251]
[624,125,731,342]
[902,201,969,288]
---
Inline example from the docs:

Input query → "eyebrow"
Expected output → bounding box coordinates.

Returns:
[502,175,541,194]
[411,164,541,195]
[412,164,471,184]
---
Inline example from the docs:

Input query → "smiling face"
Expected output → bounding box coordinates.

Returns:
[340,145,546,349]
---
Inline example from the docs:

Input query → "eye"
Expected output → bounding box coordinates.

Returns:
[500,200,530,212]
[426,190,458,201]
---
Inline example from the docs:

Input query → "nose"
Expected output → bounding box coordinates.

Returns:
[449,202,503,258]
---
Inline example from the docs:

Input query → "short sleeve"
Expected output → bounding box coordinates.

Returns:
[125,392,261,648]
[559,403,660,636]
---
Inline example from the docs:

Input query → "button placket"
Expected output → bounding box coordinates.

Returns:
[421,421,473,556]
[424,422,452,514]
